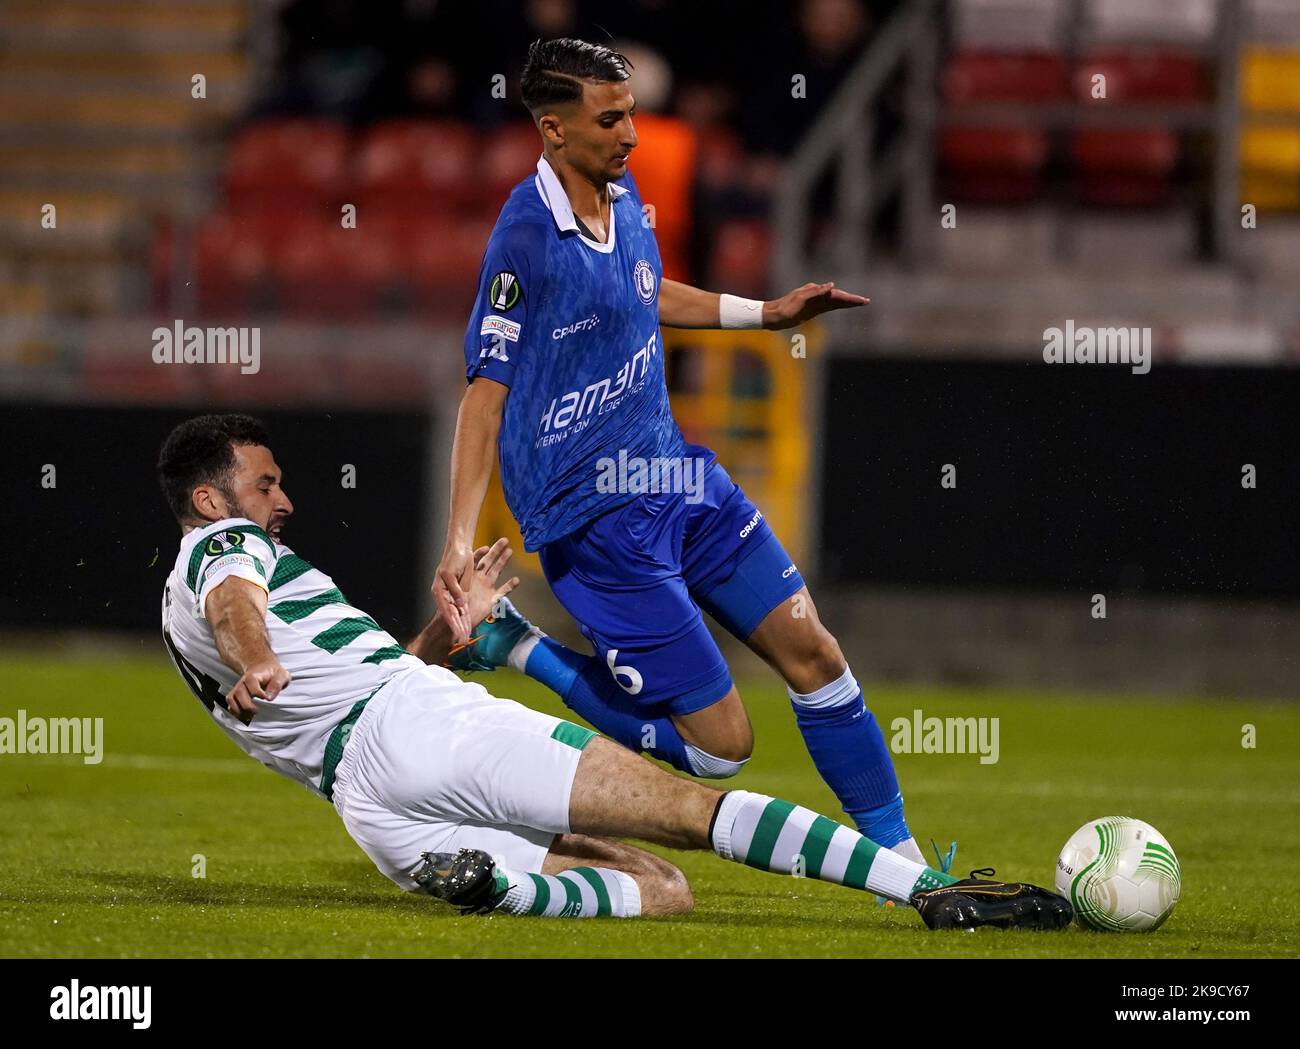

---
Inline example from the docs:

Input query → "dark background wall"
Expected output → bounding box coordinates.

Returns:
[6,358,1298,643]
[4,405,432,633]
[820,359,1300,599]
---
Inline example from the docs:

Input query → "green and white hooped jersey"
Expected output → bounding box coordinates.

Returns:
[161,517,427,797]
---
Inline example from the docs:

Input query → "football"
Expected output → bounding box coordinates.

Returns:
[1055,817,1182,932]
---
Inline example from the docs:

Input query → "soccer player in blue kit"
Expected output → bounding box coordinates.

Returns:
[434,38,935,869]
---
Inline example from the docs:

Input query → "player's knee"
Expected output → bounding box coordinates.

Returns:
[795,628,846,688]
[673,692,754,770]
[638,862,694,917]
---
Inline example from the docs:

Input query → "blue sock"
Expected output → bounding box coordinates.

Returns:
[788,666,910,845]
[524,637,694,773]
[858,791,910,849]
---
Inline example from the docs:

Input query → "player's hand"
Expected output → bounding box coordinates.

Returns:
[464,537,521,629]
[433,543,476,645]
[762,282,868,330]
[226,659,291,725]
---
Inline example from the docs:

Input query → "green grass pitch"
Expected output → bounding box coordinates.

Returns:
[0,652,1296,958]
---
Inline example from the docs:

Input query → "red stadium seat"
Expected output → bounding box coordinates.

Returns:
[1071,129,1180,206]
[409,214,495,319]
[943,50,1070,103]
[708,219,771,298]
[480,122,541,210]
[223,119,349,213]
[1071,50,1206,207]
[194,211,294,316]
[1073,49,1206,103]
[352,119,480,214]
[940,126,1051,202]
[940,50,1068,203]
[273,216,425,320]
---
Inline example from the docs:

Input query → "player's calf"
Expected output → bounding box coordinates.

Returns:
[567,738,1071,931]
[544,833,692,916]
[749,588,928,864]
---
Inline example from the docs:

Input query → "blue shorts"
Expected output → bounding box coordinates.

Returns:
[538,449,806,716]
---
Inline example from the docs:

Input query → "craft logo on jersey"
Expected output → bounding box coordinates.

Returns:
[634,259,656,305]
[204,531,245,556]
[489,271,521,311]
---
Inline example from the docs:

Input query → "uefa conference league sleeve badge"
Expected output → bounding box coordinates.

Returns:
[489,271,521,312]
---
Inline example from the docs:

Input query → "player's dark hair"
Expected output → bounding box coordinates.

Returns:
[520,37,632,115]
[157,413,269,524]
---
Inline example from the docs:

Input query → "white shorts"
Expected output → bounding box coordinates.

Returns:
[330,665,595,890]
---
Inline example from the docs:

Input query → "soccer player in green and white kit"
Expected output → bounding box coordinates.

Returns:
[157,413,1071,928]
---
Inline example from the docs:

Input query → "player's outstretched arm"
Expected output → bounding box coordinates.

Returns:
[434,377,508,645]
[408,538,520,664]
[658,278,868,331]
[205,576,290,724]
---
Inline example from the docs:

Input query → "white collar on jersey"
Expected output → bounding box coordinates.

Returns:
[534,153,628,254]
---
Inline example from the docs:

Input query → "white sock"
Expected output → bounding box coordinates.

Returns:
[710,790,954,902]
[496,865,641,917]
[891,837,927,866]
[506,631,543,673]
[786,664,860,709]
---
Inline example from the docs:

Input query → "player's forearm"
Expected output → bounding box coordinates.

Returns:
[405,612,455,666]
[207,582,275,676]
[658,279,722,328]
[658,279,769,330]
[444,382,505,550]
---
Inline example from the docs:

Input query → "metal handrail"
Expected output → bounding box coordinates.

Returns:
[773,0,935,288]
[774,0,1263,279]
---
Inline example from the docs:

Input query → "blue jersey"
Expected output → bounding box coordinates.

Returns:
[464,154,688,550]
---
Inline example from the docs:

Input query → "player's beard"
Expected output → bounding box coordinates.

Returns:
[217,484,252,525]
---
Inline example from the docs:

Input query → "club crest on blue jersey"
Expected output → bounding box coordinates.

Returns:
[634,259,656,305]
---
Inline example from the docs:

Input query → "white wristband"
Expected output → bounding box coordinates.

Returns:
[719,293,765,329]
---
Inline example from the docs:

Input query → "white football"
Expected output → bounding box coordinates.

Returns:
[1055,817,1181,932]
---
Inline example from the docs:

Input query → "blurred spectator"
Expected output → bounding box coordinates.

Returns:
[254,0,405,122]
[619,42,697,281]
[739,0,873,194]
[458,0,585,127]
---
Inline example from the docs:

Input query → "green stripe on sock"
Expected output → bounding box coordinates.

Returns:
[744,798,796,871]
[570,868,612,916]
[842,836,879,889]
[526,874,551,916]
[550,721,597,751]
[557,874,584,916]
[270,588,345,624]
[311,616,381,653]
[797,815,840,879]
